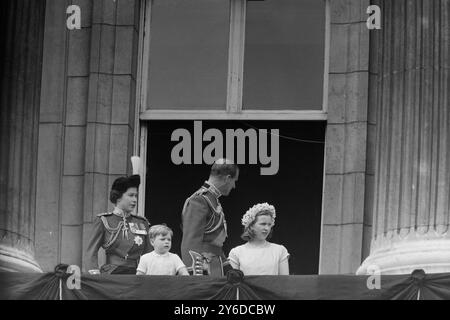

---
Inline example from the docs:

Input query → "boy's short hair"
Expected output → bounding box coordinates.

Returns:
[149,224,173,239]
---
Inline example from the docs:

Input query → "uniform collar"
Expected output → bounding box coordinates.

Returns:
[204,181,222,198]
[113,207,131,218]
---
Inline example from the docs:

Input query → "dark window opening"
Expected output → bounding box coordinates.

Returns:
[145,120,325,274]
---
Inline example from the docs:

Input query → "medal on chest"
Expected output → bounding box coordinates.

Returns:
[129,222,148,235]
[134,235,143,246]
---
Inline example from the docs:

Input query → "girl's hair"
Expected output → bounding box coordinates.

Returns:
[240,210,274,241]
[149,224,173,239]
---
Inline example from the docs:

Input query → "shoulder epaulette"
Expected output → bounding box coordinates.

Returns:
[96,212,112,217]
[131,214,149,223]
[193,187,208,196]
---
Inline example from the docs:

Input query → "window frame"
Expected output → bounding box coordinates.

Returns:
[139,0,330,121]
[135,0,330,215]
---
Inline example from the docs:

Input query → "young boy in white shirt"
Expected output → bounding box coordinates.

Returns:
[136,224,189,275]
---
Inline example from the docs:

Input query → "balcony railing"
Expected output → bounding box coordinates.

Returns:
[0,267,443,300]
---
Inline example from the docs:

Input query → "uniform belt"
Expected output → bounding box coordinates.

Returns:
[106,255,138,268]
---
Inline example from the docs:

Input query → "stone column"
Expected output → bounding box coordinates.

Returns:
[358,0,450,274]
[0,0,46,272]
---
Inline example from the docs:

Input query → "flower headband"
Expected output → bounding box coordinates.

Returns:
[241,202,276,228]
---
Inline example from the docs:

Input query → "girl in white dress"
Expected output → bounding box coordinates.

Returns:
[228,203,289,275]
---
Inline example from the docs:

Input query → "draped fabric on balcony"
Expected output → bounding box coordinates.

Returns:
[1,267,450,300]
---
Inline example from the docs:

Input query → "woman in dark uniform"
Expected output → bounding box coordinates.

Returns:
[85,175,152,274]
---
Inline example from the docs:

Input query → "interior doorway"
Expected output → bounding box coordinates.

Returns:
[145,120,325,275]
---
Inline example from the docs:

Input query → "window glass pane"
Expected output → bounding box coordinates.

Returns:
[243,0,325,110]
[146,0,230,110]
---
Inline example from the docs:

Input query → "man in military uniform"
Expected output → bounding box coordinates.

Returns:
[85,175,152,274]
[181,159,239,276]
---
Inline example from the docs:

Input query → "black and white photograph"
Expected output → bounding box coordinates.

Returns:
[1,0,450,308]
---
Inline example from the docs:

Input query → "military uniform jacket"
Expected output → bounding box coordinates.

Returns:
[85,208,152,272]
[181,182,228,267]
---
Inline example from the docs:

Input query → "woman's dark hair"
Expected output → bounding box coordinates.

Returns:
[109,189,123,204]
[240,210,274,241]
[109,175,140,204]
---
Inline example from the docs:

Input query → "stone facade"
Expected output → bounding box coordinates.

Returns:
[35,0,141,271]
[1,0,449,275]
[319,0,371,274]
